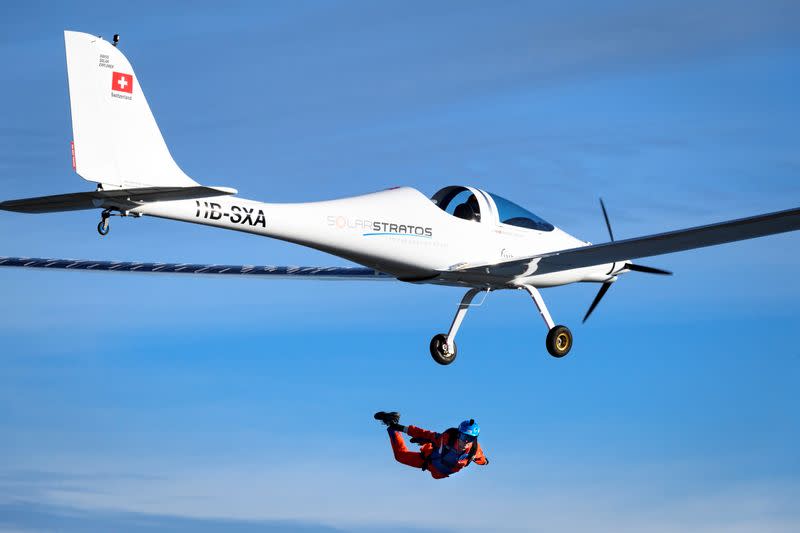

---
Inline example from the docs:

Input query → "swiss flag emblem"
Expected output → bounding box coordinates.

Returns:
[112,71,133,94]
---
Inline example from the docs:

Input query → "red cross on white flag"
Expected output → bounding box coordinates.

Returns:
[111,71,133,94]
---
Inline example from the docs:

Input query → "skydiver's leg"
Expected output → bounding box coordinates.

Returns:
[388,429,425,468]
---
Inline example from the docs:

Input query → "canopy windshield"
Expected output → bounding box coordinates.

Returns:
[489,193,554,231]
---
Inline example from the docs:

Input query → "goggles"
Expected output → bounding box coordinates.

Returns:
[457,432,477,443]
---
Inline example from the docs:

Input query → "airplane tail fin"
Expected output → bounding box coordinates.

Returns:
[64,30,198,189]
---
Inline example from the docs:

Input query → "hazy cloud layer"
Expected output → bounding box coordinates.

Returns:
[0,501,345,533]
[1,459,798,533]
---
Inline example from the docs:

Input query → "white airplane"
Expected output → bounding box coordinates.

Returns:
[2,31,799,364]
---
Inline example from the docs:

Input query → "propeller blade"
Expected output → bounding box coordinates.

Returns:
[583,281,613,323]
[599,198,615,242]
[625,263,673,276]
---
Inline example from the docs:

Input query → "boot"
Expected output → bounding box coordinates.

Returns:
[373,411,400,427]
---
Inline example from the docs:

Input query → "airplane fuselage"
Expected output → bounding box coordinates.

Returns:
[132,186,616,288]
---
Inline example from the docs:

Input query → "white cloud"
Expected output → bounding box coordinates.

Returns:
[4,453,797,532]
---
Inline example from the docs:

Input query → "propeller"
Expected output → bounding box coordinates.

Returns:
[599,198,614,242]
[624,262,672,276]
[583,281,612,323]
[582,199,672,322]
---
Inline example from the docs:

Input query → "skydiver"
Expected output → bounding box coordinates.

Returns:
[373,411,489,479]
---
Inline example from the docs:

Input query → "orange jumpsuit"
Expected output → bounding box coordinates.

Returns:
[388,425,488,479]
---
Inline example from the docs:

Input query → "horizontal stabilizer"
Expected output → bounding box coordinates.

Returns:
[0,186,237,214]
[454,206,800,278]
[0,256,392,281]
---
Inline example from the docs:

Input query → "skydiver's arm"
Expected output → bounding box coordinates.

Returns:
[472,443,489,465]
[406,425,440,442]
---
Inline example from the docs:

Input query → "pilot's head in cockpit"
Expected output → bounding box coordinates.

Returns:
[454,195,481,222]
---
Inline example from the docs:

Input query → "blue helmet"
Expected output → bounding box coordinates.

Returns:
[458,419,480,438]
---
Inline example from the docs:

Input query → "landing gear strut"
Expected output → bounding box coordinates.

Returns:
[96,208,139,236]
[429,288,485,365]
[520,285,573,358]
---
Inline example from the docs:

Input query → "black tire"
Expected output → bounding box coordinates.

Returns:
[546,325,573,358]
[97,220,110,236]
[429,333,457,365]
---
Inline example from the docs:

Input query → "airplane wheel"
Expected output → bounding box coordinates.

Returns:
[430,333,457,365]
[546,325,572,358]
[97,220,110,236]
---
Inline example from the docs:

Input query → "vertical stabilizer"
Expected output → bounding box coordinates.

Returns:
[64,31,198,189]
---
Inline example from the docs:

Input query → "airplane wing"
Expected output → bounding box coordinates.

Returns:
[454,206,800,278]
[0,257,392,281]
[0,186,238,213]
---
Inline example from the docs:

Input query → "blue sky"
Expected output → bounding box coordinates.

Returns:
[1,1,799,532]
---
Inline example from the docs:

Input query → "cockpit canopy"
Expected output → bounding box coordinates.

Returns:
[431,186,482,222]
[490,192,554,231]
[431,186,554,231]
